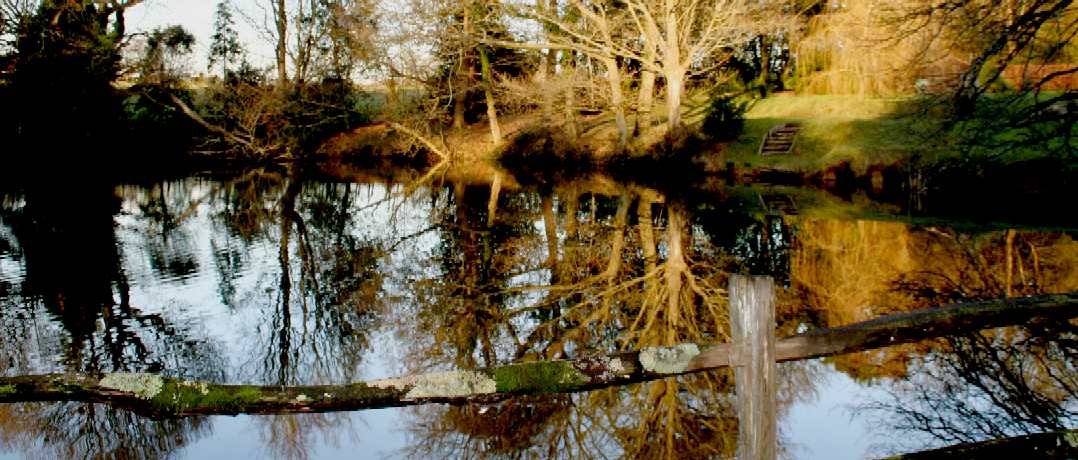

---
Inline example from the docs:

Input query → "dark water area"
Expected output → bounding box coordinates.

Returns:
[0,163,1075,459]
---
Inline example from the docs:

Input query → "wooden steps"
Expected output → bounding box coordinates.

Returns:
[757,123,802,156]
[758,193,798,216]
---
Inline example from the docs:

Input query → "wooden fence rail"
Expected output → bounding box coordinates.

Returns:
[0,291,1072,422]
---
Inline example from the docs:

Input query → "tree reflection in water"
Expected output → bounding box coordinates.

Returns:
[208,169,387,459]
[393,180,1078,459]
[393,179,818,459]
[862,323,1078,456]
[0,169,1076,459]
[846,227,1078,456]
[0,182,219,459]
[0,170,397,459]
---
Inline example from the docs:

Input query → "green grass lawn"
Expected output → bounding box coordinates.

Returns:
[719,95,940,174]
[716,93,1077,175]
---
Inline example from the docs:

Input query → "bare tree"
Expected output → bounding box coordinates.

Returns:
[510,0,634,144]
[897,0,1078,155]
[513,0,773,134]
[273,0,288,84]
[260,0,375,86]
[0,0,35,51]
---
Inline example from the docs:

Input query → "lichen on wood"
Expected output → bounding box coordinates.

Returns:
[99,373,164,399]
[639,344,701,374]
[372,370,497,400]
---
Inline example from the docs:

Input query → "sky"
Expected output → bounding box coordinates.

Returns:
[128,0,277,74]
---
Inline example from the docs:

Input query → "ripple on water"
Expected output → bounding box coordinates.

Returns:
[0,254,25,288]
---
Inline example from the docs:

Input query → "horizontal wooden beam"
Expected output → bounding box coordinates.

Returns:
[881,428,1078,459]
[0,292,1073,417]
[686,292,1078,372]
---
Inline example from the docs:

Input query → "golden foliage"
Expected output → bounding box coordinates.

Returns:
[791,218,913,326]
[795,2,924,95]
[792,218,1078,383]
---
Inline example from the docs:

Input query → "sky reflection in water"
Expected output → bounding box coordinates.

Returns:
[0,168,1074,459]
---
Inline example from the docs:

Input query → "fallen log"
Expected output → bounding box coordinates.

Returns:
[691,291,1078,370]
[880,428,1078,459]
[0,292,1074,417]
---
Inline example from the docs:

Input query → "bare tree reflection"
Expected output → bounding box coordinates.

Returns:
[862,323,1078,455]
[787,220,1078,382]
[404,395,576,459]
[734,219,1078,456]
[394,181,821,459]
[183,169,390,459]
[250,170,384,386]
[0,183,222,459]
[8,169,1073,460]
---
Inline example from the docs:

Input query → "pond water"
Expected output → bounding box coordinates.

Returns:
[0,163,1075,459]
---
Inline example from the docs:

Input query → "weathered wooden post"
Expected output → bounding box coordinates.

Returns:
[730,275,777,460]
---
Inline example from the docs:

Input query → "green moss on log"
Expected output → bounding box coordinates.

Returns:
[0,385,14,395]
[151,380,262,414]
[491,361,588,394]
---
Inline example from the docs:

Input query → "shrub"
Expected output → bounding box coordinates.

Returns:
[193,73,377,158]
[701,95,747,141]
[121,85,200,147]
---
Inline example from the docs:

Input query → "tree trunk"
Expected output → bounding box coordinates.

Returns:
[453,78,467,130]
[542,192,558,269]
[274,0,288,86]
[757,35,770,97]
[486,172,502,227]
[664,68,684,132]
[564,68,578,139]
[661,0,683,132]
[603,192,631,278]
[564,187,579,237]
[453,3,472,130]
[0,292,1072,416]
[602,56,628,147]
[637,192,657,273]
[546,0,559,77]
[663,204,687,337]
[479,46,502,144]
[537,0,555,123]
[636,38,657,135]
[637,190,658,293]
[637,70,656,135]
[538,53,553,122]
[1005,229,1016,297]
[386,78,400,108]
[292,0,311,86]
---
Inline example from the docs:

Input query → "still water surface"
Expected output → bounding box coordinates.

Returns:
[0,165,1074,459]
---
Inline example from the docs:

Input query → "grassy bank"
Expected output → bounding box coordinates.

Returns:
[719,95,935,175]
[320,91,1072,185]
[490,94,939,182]
[720,93,1075,175]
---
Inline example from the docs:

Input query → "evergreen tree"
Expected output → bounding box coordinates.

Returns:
[208,1,244,79]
